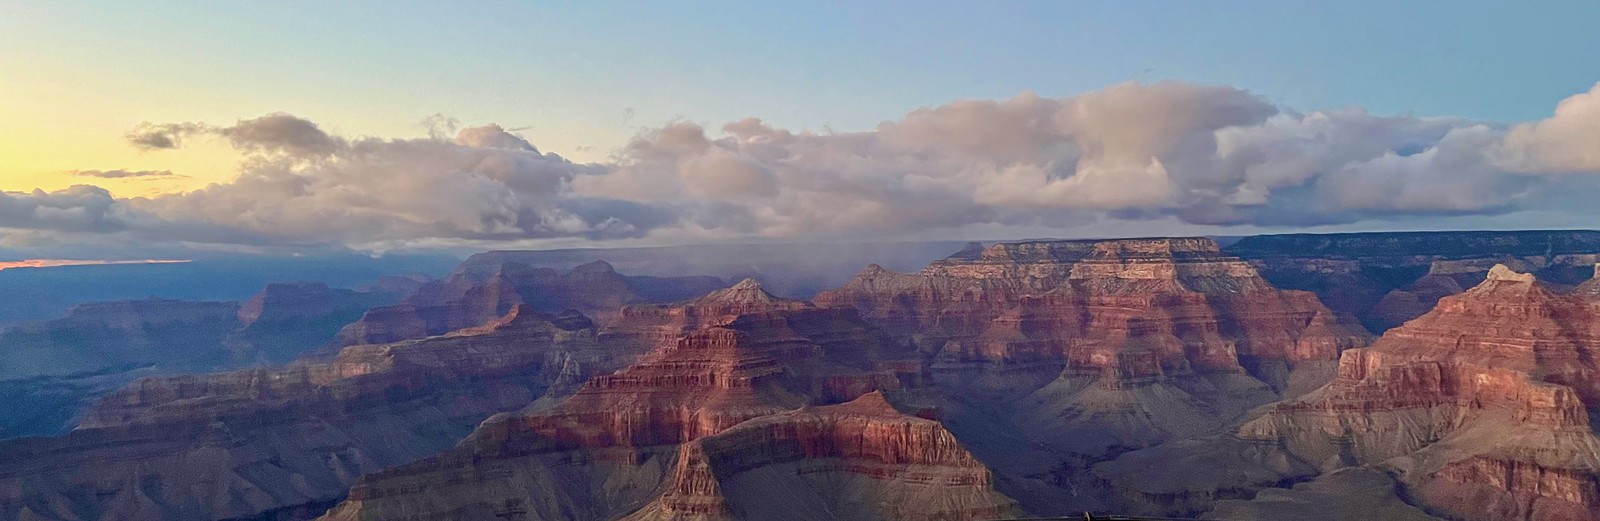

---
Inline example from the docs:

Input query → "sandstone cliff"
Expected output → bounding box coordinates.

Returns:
[1098,264,1600,520]
[314,281,974,521]
[814,238,1370,514]
[1227,230,1600,332]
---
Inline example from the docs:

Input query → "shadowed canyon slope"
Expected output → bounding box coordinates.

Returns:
[0,305,643,521]
[0,282,408,438]
[336,259,727,346]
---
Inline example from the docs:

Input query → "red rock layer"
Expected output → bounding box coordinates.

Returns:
[318,281,955,521]
[1226,230,1600,333]
[0,306,635,521]
[816,238,1369,404]
[1226,265,1600,520]
[473,279,917,455]
[629,392,1023,521]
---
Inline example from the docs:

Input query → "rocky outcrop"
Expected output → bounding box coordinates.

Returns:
[620,392,1022,521]
[337,259,726,346]
[0,306,637,521]
[1227,230,1600,332]
[315,282,947,521]
[1099,264,1600,519]
[812,238,1371,516]
[818,238,1368,455]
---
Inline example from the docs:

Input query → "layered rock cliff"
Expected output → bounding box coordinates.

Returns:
[1227,230,1600,332]
[618,392,1022,521]
[337,259,726,346]
[0,305,637,521]
[818,239,1368,452]
[812,238,1370,515]
[1098,264,1600,520]
[314,281,965,521]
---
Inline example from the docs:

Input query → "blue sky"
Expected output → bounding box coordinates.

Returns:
[7,1,1598,165]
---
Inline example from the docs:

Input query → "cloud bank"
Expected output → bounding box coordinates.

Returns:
[5,81,1600,254]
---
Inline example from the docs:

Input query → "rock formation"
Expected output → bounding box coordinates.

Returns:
[1227,230,1600,332]
[314,281,977,521]
[337,259,726,346]
[0,283,399,438]
[812,238,1370,515]
[1099,264,1600,520]
[618,392,1022,521]
[0,305,635,521]
[0,298,240,379]
[818,238,1368,447]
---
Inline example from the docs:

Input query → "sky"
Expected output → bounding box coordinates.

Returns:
[2,1,1599,257]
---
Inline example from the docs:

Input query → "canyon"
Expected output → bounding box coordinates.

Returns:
[2,231,1598,520]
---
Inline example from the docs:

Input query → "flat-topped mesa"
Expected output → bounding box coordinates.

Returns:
[626,391,1023,521]
[816,238,1286,341]
[1214,265,1600,520]
[818,238,1366,384]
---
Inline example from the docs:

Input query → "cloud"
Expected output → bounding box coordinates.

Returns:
[1495,82,1600,173]
[0,186,127,233]
[71,169,184,179]
[3,80,1596,256]
[125,113,342,155]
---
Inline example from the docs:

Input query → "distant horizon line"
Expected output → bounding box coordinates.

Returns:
[0,259,192,272]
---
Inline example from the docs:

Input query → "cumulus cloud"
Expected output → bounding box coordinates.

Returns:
[5,80,1599,255]
[1495,82,1600,173]
[0,186,127,233]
